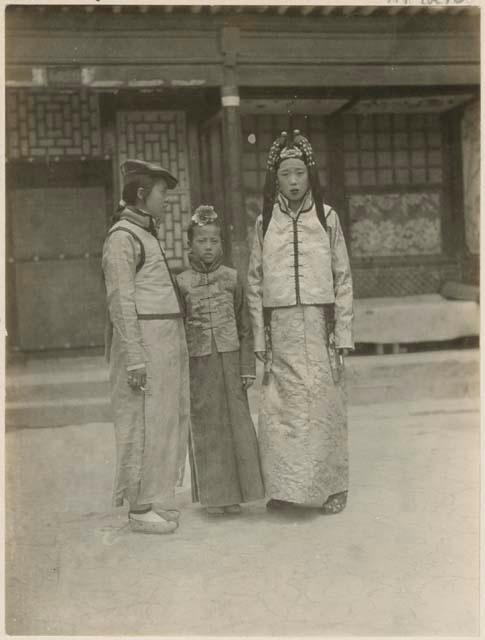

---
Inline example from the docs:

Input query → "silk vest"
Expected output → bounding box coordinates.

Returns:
[262,203,336,308]
[177,265,240,356]
[108,219,181,317]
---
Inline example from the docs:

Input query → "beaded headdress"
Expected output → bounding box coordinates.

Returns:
[262,129,327,235]
[266,129,316,170]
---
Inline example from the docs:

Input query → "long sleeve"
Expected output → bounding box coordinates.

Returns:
[327,210,354,349]
[234,275,256,377]
[246,217,266,352]
[102,232,146,369]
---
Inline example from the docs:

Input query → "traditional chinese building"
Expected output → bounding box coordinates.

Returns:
[5,4,480,353]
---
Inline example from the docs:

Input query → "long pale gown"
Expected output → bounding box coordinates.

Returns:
[103,209,190,508]
[247,195,353,506]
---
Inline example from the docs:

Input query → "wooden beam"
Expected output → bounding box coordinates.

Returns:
[277,6,289,15]
[321,6,335,16]
[237,62,479,87]
[301,6,314,16]
[342,6,356,16]
[164,5,173,12]
[387,6,404,16]
[84,6,95,13]
[360,6,377,16]
[406,6,424,15]
[139,6,150,13]
[191,5,203,13]
[423,6,446,15]
[257,5,269,13]
[448,6,465,14]
[210,5,222,14]
[112,6,122,14]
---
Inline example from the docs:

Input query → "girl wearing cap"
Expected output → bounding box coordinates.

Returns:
[176,206,264,516]
[247,131,354,514]
[102,159,190,534]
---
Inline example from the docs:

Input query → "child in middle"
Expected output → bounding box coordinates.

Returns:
[177,205,265,516]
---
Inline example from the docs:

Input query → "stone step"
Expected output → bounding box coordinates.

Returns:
[7,378,110,403]
[6,349,479,429]
[347,351,479,404]
[6,397,112,430]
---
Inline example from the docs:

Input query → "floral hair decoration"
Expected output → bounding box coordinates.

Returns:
[191,205,218,226]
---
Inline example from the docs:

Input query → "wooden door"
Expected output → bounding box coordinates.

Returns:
[6,160,111,351]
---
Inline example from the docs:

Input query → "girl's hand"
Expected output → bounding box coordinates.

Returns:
[337,349,348,368]
[127,366,147,391]
[255,351,266,363]
[241,377,255,391]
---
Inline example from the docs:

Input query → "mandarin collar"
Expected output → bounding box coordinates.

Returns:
[119,206,155,231]
[189,252,223,274]
[276,191,314,218]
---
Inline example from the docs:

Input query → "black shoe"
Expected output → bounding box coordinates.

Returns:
[266,499,293,510]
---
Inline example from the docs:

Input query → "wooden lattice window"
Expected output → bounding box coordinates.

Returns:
[344,113,446,258]
[343,113,443,189]
[6,89,103,160]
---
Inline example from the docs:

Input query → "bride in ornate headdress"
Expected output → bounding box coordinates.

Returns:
[247,130,354,514]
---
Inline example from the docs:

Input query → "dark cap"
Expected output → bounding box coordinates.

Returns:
[120,158,178,189]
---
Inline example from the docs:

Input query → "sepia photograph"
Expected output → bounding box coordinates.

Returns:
[3,0,481,636]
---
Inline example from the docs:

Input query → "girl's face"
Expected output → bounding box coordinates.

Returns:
[138,179,168,220]
[277,158,309,203]
[191,224,222,265]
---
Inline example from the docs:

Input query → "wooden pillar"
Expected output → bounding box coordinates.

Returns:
[221,79,248,278]
[220,27,248,279]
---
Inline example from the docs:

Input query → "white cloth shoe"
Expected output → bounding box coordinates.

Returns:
[129,509,178,534]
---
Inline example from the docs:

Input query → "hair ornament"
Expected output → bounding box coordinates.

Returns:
[262,128,326,236]
[279,146,304,162]
[191,205,218,226]
[266,129,317,170]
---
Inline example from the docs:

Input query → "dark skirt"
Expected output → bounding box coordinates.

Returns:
[188,348,265,507]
